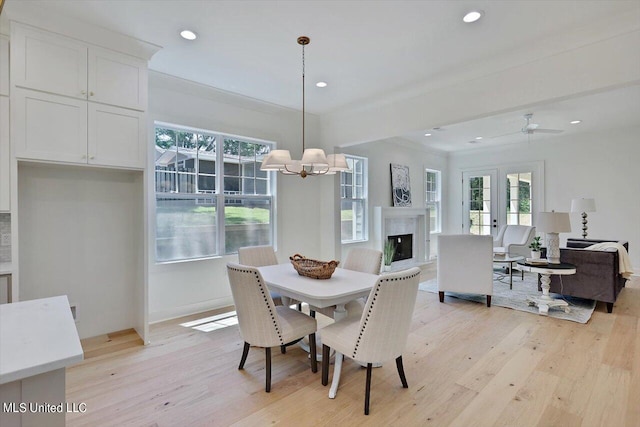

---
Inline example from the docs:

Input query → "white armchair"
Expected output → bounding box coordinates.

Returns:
[493,225,536,258]
[437,234,493,307]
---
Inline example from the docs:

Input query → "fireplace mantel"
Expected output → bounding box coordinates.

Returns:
[374,207,429,269]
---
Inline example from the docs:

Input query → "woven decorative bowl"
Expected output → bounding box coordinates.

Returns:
[290,254,339,280]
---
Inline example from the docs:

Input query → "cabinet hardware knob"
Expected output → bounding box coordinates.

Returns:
[89,91,94,96]
[81,90,86,95]
[89,156,95,160]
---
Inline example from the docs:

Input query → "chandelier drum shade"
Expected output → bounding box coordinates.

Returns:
[260,36,350,178]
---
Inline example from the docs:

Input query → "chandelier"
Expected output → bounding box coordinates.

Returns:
[260,36,350,178]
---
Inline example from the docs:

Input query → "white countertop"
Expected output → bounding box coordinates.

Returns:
[0,261,11,275]
[0,295,84,384]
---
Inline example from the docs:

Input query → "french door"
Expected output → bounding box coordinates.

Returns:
[463,162,544,235]
[463,170,498,235]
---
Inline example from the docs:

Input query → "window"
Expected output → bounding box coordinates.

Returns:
[155,123,275,262]
[340,155,368,243]
[506,172,532,226]
[425,169,441,233]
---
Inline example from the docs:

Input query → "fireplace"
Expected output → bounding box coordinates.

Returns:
[374,207,429,269]
[388,234,413,261]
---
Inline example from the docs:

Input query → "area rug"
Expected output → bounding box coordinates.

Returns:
[419,271,596,323]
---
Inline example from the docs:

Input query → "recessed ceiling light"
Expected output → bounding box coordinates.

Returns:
[475,136,483,140]
[180,30,197,40]
[316,81,328,88]
[570,120,582,124]
[463,10,484,23]
[424,133,432,137]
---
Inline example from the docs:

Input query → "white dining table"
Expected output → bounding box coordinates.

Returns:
[257,263,379,398]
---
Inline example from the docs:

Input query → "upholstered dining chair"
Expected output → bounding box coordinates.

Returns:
[238,245,303,310]
[437,234,493,307]
[311,247,382,319]
[227,262,318,392]
[320,267,421,415]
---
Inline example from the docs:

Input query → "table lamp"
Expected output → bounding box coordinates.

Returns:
[570,198,596,238]
[536,211,571,264]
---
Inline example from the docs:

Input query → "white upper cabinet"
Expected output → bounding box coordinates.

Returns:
[1,36,9,96]
[0,96,9,211]
[12,25,88,100]
[11,24,147,111]
[13,88,88,164]
[89,47,147,111]
[88,103,146,169]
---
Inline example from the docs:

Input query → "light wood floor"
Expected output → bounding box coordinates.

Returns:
[66,274,639,427]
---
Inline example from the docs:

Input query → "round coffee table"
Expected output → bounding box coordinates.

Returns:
[493,255,525,289]
[516,261,577,315]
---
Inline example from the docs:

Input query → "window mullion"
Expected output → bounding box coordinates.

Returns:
[216,133,225,255]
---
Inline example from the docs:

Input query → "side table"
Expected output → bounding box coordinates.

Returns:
[516,261,576,315]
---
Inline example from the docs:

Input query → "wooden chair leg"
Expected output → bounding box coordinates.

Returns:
[438,291,444,303]
[322,345,330,386]
[364,363,373,415]
[606,302,613,313]
[281,345,286,354]
[265,347,271,393]
[309,333,318,373]
[395,356,408,388]
[238,342,250,370]
[487,295,492,307]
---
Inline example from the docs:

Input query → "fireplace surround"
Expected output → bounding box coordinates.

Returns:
[374,207,429,269]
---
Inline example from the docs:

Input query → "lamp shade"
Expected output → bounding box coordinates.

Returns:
[327,154,350,172]
[536,211,571,233]
[571,198,596,213]
[260,150,292,170]
[300,148,329,166]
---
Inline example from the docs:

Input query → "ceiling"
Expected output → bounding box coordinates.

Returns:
[402,84,640,152]
[4,0,639,150]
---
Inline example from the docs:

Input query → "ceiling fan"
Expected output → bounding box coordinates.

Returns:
[520,113,563,135]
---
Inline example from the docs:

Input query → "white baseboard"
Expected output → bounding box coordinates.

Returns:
[149,296,235,324]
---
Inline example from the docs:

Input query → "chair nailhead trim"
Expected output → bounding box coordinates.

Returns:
[351,270,421,359]
[229,265,284,345]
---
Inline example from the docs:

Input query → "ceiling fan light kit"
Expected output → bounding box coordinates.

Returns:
[260,36,350,178]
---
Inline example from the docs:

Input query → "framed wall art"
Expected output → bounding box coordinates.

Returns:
[390,163,412,207]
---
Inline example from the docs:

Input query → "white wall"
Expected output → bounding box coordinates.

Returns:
[447,126,640,271]
[337,138,448,259]
[148,72,325,322]
[18,163,144,338]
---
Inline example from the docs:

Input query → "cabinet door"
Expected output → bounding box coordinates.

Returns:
[88,103,146,169]
[0,96,9,211]
[11,24,88,99]
[13,88,88,164]
[88,47,148,111]
[0,36,9,97]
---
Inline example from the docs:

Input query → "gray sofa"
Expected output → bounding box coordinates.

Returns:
[543,238,629,313]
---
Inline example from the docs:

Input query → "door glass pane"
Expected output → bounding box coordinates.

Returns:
[506,172,532,225]
[469,175,492,235]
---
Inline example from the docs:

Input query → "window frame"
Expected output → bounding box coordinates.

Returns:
[340,154,368,244]
[154,122,276,263]
[425,168,442,234]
